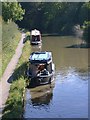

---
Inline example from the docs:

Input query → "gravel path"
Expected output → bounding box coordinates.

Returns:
[0,33,25,119]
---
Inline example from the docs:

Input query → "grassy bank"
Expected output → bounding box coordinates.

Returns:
[1,20,21,78]
[2,40,31,119]
[0,16,2,78]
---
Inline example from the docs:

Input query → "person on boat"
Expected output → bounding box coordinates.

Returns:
[37,64,49,75]
[41,68,49,75]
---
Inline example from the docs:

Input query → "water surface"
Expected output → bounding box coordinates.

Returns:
[24,36,88,118]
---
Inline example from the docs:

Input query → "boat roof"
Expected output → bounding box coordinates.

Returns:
[31,29,40,36]
[29,52,52,64]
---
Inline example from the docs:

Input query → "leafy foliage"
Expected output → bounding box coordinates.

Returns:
[83,21,90,45]
[17,2,89,44]
[81,2,90,44]
[2,2,25,22]
[2,2,89,44]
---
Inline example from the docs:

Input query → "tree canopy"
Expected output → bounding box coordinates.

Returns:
[2,2,25,22]
[17,2,89,36]
[2,2,89,43]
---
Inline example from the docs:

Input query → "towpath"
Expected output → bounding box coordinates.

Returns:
[0,33,25,119]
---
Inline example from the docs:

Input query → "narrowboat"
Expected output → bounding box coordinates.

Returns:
[26,51,55,86]
[30,29,42,45]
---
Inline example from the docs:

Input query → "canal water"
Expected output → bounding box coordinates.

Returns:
[23,36,88,118]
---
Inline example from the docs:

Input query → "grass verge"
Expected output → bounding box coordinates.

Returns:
[1,20,21,78]
[2,40,31,119]
[0,16,2,78]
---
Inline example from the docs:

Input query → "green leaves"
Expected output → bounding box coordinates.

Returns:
[2,2,25,22]
[83,21,90,43]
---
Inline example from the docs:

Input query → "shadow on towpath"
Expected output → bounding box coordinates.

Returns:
[7,61,28,84]
[2,62,28,119]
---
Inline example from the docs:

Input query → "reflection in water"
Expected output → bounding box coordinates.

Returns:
[24,36,88,118]
[31,92,53,106]
[24,83,55,118]
[42,36,88,70]
[30,83,54,106]
[31,44,42,52]
[56,67,88,82]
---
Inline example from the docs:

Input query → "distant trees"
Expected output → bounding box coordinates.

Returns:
[2,2,25,22]
[83,21,90,46]
[2,2,89,44]
[18,2,89,35]
[17,2,70,33]
[82,3,90,45]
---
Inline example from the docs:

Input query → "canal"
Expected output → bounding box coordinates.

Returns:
[23,36,88,118]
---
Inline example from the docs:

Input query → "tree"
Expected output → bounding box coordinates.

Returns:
[83,21,90,46]
[17,2,89,36]
[81,2,90,46]
[2,2,25,22]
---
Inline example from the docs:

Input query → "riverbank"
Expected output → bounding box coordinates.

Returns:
[0,33,25,119]
[42,34,89,48]
[2,39,31,119]
[1,21,21,78]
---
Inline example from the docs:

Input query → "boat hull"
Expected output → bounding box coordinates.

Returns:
[30,40,42,45]
[26,71,54,86]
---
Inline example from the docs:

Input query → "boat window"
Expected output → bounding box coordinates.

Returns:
[32,35,40,41]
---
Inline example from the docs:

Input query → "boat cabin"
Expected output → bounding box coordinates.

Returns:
[26,52,55,86]
[30,29,42,45]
